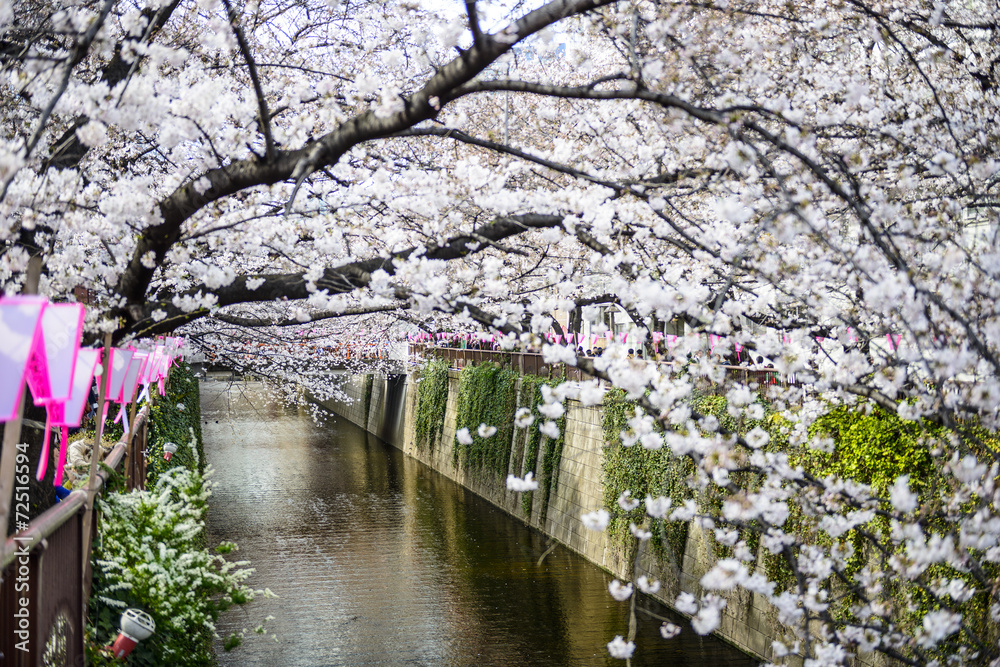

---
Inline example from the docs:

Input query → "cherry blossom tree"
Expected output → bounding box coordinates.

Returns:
[2,0,1000,663]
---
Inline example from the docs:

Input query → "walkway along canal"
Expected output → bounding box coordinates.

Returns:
[203,381,758,666]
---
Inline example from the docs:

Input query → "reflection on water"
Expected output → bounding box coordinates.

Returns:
[203,382,757,666]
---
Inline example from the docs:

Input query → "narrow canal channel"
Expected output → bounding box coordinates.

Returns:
[203,381,758,667]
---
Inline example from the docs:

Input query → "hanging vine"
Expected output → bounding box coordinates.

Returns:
[453,362,519,481]
[414,358,449,451]
[515,375,567,523]
[601,388,694,568]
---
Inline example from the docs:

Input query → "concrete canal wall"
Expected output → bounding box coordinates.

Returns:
[311,371,879,667]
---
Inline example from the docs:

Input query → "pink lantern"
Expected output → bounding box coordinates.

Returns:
[112,352,149,427]
[122,352,148,404]
[51,348,101,485]
[96,349,134,426]
[0,296,46,422]
[37,305,86,477]
[25,303,85,406]
[106,349,135,402]
[13,301,86,480]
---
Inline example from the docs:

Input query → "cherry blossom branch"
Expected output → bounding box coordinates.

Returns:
[465,0,483,46]
[211,303,405,328]
[222,0,276,161]
[114,0,620,330]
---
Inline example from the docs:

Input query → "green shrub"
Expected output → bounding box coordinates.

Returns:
[87,467,254,666]
[147,362,204,487]
[806,404,937,497]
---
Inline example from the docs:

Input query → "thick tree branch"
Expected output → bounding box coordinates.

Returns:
[121,213,566,339]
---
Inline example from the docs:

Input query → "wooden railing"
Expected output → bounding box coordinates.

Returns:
[0,407,148,666]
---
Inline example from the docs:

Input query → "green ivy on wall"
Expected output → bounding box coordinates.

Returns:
[601,388,694,567]
[688,392,791,564]
[453,362,519,480]
[802,404,1000,644]
[362,373,375,424]
[677,393,998,649]
[147,362,204,488]
[516,376,544,517]
[414,358,449,450]
[513,375,567,524]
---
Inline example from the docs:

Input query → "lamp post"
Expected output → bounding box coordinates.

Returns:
[110,608,155,658]
[163,441,178,461]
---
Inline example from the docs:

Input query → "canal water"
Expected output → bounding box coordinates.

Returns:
[202,381,757,666]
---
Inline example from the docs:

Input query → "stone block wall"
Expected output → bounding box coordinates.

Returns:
[311,371,881,666]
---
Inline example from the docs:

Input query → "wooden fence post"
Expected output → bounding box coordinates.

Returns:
[81,331,112,603]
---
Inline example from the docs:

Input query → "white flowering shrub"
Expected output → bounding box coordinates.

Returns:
[87,467,255,666]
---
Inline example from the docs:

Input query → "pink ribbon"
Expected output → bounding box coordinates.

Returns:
[55,426,69,485]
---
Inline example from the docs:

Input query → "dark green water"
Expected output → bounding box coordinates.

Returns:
[202,381,757,666]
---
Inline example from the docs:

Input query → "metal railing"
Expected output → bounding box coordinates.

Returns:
[0,407,148,666]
